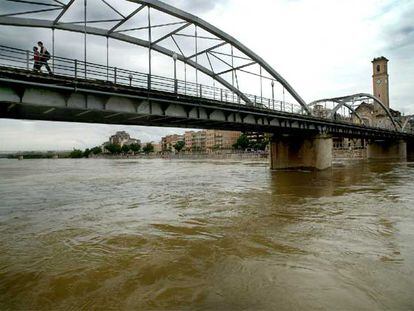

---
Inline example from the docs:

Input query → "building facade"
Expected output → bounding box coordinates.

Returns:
[108,131,141,147]
[205,130,241,152]
[152,142,162,154]
[190,131,206,152]
[100,131,141,153]
[162,130,241,153]
[184,131,195,152]
[161,134,184,152]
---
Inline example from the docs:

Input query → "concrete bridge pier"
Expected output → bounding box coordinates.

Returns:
[408,142,414,161]
[270,133,333,171]
[367,139,407,160]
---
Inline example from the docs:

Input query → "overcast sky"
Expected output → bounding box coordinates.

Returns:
[0,0,413,151]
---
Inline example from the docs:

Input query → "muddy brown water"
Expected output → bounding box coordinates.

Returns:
[0,159,413,310]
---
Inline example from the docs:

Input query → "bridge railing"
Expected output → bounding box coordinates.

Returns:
[0,45,304,114]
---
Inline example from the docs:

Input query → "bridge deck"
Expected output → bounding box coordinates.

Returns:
[1,67,413,141]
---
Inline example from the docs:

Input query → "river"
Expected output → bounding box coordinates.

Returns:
[0,159,414,310]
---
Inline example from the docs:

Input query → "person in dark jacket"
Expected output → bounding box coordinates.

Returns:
[37,41,52,74]
[32,46,41,72]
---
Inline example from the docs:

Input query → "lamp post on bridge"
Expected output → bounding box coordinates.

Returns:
[271,80,275,110]
[172,52,178,94]
[129,74,133,87]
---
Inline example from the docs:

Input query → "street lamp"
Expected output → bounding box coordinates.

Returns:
[271,80,275,110]
[172,52,178,93]
[128,73,133,87]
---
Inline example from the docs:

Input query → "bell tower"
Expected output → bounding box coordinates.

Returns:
[372,56,390,110]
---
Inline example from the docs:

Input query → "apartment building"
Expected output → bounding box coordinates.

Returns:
[191,130,207,152]
[161,134,184,152]
[206,130,241,152]
[184,131,195,152]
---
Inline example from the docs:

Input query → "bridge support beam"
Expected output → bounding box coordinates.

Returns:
[367,139,407,160]
[270,134,333,170]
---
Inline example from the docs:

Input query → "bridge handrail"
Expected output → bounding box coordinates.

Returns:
[0,44,301,114]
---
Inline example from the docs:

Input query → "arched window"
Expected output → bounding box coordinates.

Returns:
[377,64,381,72]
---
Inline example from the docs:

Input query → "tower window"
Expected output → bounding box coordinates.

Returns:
[377,65,380,72]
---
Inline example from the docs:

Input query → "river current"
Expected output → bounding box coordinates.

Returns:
[0,158,414,310]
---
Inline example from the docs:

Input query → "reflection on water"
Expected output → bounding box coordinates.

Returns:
[1,159,414,310]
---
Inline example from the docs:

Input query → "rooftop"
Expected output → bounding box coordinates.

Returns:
[372,56,389,63]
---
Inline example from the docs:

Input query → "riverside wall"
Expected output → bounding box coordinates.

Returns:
[333,148,367,160]
[91,148,367,162]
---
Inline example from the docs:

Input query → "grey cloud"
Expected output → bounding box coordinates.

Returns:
[0,0,227,19]
[159,0,227,14]
[368,0,414,112]
[0,0,226,57]
[383,4,414,51]
[376,0,413,42]
[0,1,54,12]
[0,119,188,151]
[371,0,402,19]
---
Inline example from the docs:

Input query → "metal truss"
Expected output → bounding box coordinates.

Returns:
[0,0,311,113]
[309,93,400,131]
[402,116,414,132]
[308,98,366,125]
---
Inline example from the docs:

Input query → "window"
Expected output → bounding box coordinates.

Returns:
[377,64,380,72]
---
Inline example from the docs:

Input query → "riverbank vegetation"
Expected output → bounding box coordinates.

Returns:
[7,151,70,159]
[232,134,268,151]
[69,143,150,158]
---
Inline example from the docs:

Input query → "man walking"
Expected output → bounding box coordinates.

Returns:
[37,41,52,74]
[32,46,41,72]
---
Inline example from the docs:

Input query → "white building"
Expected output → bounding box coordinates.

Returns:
[108,131,141,147]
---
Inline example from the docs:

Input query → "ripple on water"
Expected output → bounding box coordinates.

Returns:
[0,159,414,310]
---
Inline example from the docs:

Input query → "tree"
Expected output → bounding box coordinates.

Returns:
[143,143,154,154]
[174,141,185,153]
[121,144,131,154]
[69,149,84,158]
[105,143,122,154]
[256,138,269,151]
[83,148,91,158]
[233,134,250,150]
[91,146,102,155]
[212,144,221,151]
[129,143,141,153]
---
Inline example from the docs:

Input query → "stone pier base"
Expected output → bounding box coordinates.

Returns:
[367,140,407,160]
[270,134,333,170]
[406,141,414,160]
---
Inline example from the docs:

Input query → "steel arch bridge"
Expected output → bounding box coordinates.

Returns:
[0,0,412,141]
[0,0,310,114]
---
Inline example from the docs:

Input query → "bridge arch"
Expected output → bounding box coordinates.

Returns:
[310,93,400,131]
[402,115,414,132]
[0,0,311,114]
[308,98,366,125]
